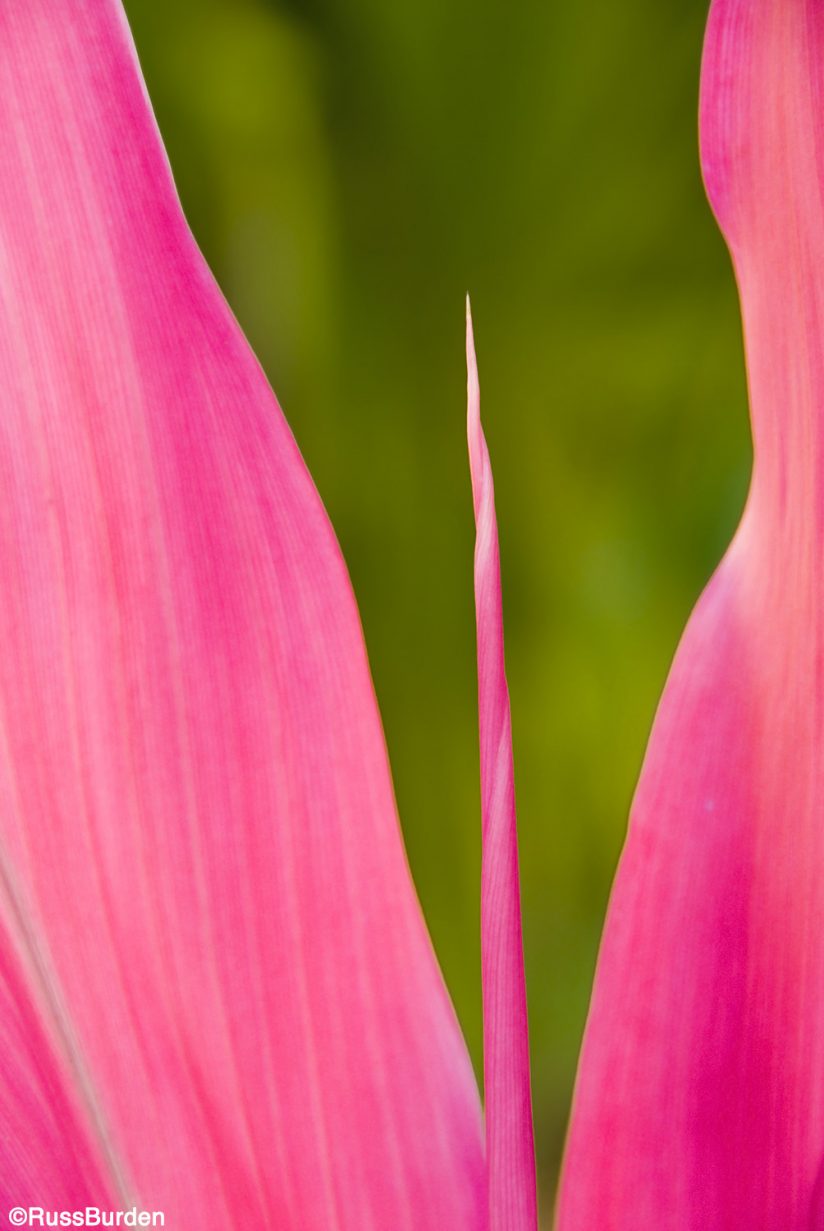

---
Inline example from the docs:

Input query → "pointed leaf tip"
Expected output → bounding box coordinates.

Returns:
[467,312,538,1231]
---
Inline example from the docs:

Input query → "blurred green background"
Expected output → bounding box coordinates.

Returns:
[122,0,751,1208]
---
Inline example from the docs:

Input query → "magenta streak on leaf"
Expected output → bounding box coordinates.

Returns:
[0,2,486,1225]
[467,300,538,1231]
[557,2,824,1228]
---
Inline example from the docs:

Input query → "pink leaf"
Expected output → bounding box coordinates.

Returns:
[557,2,824,1227]
[0,2,485,1225]
[467,300,538,1231]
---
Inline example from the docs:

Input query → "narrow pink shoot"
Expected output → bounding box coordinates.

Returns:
[467,299,538,1231]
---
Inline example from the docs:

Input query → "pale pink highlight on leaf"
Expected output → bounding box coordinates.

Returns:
[467,300,538,1231]
[0,906,121,1211]
[0,2,486,1226]
[557,2,824,1228]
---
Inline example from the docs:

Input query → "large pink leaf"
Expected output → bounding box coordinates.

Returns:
[0,2,485,1225]
[467,302,537,1231]
[557,2,824,1228]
